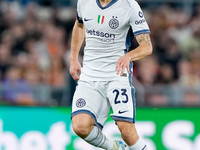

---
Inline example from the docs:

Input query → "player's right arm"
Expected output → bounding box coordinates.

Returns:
[70,20,85,80]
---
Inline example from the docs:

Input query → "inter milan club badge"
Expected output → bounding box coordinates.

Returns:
[76,98,86,108]
[109,16,119,29]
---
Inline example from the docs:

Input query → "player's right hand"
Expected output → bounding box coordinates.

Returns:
[70,59,81,81]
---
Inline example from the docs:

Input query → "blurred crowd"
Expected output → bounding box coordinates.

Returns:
[0,1,199,106]
[0,1,76,106]
[134,3,200,106]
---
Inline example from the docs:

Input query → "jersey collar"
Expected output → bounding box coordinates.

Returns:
[96,0,118,10]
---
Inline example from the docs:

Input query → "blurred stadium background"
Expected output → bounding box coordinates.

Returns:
[0,0,200,149]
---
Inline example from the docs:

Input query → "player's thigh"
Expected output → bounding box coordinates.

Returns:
[108,80,136,123]
[72,113,95,128]
[71,81,110,128]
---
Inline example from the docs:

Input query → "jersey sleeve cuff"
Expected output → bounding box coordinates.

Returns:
[133,29,150,36]
[77,14,83,24]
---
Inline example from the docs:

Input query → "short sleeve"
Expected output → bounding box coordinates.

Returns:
[77,0,83,24]
[129,1,150,36]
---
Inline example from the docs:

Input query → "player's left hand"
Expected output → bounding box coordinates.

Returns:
[115,53,131,76]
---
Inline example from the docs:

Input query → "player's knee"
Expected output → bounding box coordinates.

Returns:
[72,114,94,138]
[72,123,90,137]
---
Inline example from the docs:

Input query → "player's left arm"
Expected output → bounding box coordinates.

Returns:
[116,33,152,76]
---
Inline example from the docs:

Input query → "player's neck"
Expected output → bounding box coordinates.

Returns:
[99,0,112,7]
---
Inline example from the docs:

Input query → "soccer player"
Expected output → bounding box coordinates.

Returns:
[70,0,152,149]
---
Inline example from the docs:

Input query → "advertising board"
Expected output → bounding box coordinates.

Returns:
[0,107,200,150]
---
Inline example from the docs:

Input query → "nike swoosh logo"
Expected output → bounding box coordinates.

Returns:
[84,18,93,21]
[118,110,129,114]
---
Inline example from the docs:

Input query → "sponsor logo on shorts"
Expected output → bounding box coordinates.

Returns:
[76,98,86,108]
[118,110,129,114]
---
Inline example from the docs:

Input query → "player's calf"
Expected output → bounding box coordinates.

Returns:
[117,121,148,150]
[117,121,139,145]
